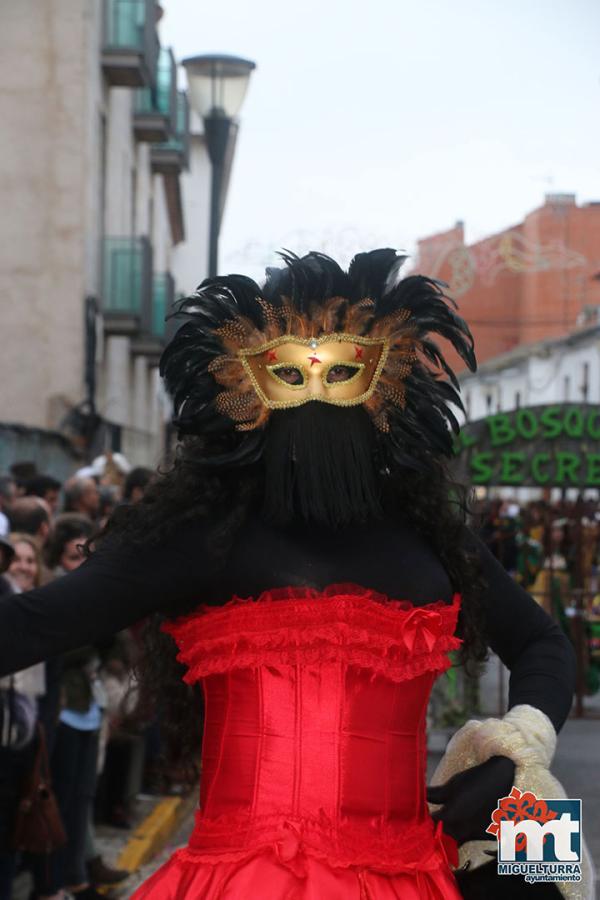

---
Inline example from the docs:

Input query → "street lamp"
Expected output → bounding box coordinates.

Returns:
[182,54,256,277]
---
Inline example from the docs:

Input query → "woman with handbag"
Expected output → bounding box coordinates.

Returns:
[0,534,48,900]
[30,517,116,900]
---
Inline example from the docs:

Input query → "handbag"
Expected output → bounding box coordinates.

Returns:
[11,723,67,854]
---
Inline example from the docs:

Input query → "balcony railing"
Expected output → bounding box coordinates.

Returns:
[151,92,190,175]
[151,272,175,339]
[102,0,159,88]
[130,272,177,361]
[134,47,177,142]
[102,237,153,333]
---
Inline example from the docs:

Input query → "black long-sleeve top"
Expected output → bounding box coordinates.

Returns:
[0,514,575,732]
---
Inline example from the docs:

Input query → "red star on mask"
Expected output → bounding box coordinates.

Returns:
[308,355,321,366]
[354,346,364,360]
[266,350,278,362]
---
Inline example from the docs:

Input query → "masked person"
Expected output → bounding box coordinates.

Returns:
[0,251,591,899]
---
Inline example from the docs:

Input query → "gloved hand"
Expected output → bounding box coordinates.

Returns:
[426,754,516,845]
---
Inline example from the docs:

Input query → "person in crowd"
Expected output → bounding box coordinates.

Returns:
[40,514,97,750]
[8,498,53,584]
[45,515,94,576]
[0,536,14,596]
[123,468,155,505]
[0,477,16,538]
[39,646,104,899]
[25,476,62,519]
[119,468,161,800]
[7,499,51,550]
[62,478,100,523]
[0,534,44,900]
[96,487,120,531]
[96,453,130,496]
[512,514,543,590]
[42,514,128,893]
[480,499,521,574]
[6,534,43,596]
[9,463,38,497]
[522,500,547,545]
[96,634,142,831]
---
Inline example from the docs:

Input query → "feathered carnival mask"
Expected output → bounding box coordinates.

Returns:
[160,249,476,470]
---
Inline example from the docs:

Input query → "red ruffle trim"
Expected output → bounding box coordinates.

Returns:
[131,825,462,898]
[162,585,462,683]
[178,809,457,876]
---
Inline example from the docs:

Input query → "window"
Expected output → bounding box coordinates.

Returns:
[485,393,493,413]
[581,362,589,401]
[564,375,570,402]
[515,391,521,409]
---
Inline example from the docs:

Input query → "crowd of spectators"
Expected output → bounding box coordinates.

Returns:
[473,496,600,590]
[0,457,156,900]
[2,459,599,899]
[472,495,600,693]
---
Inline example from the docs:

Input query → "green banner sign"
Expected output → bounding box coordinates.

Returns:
[452,404,600,487]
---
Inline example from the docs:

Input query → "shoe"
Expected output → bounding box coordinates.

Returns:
[87,855,129,885]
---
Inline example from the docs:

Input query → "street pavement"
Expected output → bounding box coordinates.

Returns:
[552,715,600,889]
[123,807,195,896]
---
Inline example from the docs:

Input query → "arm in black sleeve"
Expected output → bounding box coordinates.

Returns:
[465,527,576,733]
[427,528,576,846]
[0,536,202,677]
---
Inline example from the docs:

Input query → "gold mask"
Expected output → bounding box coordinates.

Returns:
[239,333,389,409]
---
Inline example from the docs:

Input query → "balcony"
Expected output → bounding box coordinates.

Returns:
[102,237,153,335]
[102,0,159,88]
[151,92,190,175]
[152,272,175,340]
[131,272,175,362]
[134,48,177,143]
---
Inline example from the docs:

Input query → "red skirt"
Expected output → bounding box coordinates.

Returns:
[131,841,462,899]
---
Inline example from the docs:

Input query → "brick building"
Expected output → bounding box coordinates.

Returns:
[416,194,600,372]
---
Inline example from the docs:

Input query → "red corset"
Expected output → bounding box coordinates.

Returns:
[158,585,462,883]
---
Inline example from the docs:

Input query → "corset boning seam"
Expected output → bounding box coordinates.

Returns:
[201,669,231,816]
[335,661,343,829]
[418,682,427,811]
[293,664,302,819]
[249,665,265,830]
[383,681,393,821]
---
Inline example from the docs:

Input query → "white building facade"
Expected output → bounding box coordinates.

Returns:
[460,324,600,422]
[458,322,600,499]
[0,0,216,469]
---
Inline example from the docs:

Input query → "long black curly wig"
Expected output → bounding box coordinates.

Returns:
[98,249,488,780]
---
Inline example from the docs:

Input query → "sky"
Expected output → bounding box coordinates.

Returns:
[159,0,600,279]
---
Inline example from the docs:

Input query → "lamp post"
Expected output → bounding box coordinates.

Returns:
[182,54,256,277]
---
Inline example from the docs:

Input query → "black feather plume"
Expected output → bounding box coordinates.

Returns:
[159,249,477,469]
